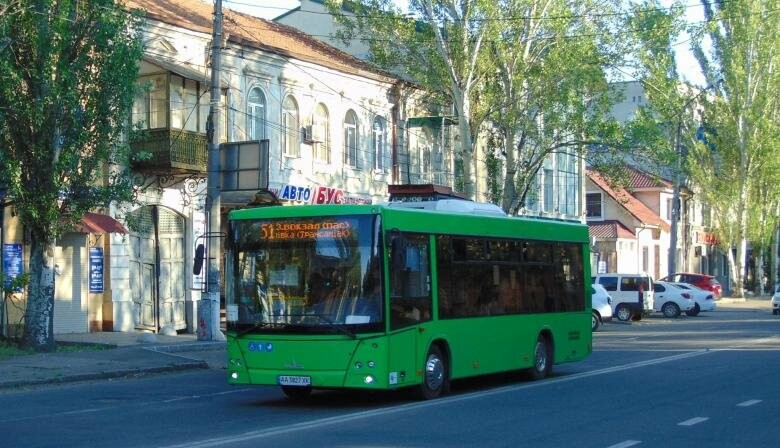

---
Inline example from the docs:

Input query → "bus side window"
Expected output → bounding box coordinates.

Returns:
[389,233,432,329]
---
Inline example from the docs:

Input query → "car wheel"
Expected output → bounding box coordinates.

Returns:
[615,304,631,322]
[773,309,778,315]
[592,311,600,331]
[529,335,552,380]
[418,345,449,400]
[686,303,701,317]
[662,302,681,318]
[281,386,312,399]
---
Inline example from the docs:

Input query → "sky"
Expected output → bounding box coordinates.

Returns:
[221,0,707,86]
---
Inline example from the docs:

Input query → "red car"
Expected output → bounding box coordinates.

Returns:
[660,273,722,298]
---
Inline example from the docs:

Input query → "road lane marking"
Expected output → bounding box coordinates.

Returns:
[606,441,641,448]
[155,335,777,448]
[737,399,762,407]
[156,351,713,448]
[678,417,709,426]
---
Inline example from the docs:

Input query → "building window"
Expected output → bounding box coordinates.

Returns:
[282,95,300,157]
[586,193,602,218]
[133,74,226,141]
[313,103,330,163]
[543,168,554,212]
[247,87,266,140]
[372,116,385,171]
[344,110,359,168]
[133,74,168,130]
[557,150,578,216]
[665,198,673,220]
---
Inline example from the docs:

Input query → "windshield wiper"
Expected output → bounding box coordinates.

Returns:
[234,321,281,337]
[307,314,357,339]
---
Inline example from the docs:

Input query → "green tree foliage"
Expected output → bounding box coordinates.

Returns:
[687,0,780,296]
[0,0,142,350]
[483,0,627,214]
[328,0,497,199]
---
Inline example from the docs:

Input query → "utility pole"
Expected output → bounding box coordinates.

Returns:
[198,0,223,341]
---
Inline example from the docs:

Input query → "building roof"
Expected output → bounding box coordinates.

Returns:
[587,168,670,232]
[626,165,672,190]
[588,220,636,240]
[123,0,396,83]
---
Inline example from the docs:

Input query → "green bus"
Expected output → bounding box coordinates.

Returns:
[225,200,591,399]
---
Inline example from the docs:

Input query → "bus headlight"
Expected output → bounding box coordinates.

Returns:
[354,362,363,369]
[367,361,375,368]
[229,358,242,368]
[230,372,239,380]
[363,375,375,384]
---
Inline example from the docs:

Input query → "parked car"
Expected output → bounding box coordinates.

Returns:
[673,282,717,316]
[772,285,780,315]
[660,273,722,298]
[591,284,613,331]
[652,281,695,318]
[594,273,654,322]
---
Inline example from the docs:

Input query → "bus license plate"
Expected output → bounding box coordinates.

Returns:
[278,375,311,386]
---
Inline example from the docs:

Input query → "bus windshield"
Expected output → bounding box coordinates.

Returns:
[225,214,384,334]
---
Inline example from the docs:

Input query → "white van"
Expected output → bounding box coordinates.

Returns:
[593,273,654,321]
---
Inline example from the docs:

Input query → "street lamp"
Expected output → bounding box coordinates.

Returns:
[667,81,721,277]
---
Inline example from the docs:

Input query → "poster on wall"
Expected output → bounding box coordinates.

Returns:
[89,247,104,293]
[2,243,23,292]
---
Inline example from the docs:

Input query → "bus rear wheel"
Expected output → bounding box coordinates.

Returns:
[529,335,552,380]
[418,345,449,400]
[281,386,312,399]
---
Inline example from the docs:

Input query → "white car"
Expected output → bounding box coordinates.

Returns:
[591,284,613,331]
[772,285,780,315]
[673,282,717,316]
[652,281,695,318]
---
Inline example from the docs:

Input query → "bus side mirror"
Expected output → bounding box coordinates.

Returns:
[193,244,205,275]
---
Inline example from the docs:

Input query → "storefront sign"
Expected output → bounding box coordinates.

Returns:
[2,243,23,292]
[89,247,104,293]
[272,184,372,205]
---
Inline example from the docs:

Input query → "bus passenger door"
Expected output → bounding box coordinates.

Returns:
[386,233,432,389]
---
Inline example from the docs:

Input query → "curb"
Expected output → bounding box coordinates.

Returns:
[0,361,209,390]
[146,341,226,354]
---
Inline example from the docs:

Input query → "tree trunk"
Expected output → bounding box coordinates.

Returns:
[501,129,517,212]
[728,237,747,298]
[457,103,475,199]
[23,234,56,352]
[754,250,764,296]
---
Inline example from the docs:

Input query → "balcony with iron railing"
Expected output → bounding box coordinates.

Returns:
[130,128,208,175]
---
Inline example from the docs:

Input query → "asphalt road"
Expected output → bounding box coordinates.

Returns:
[2,306,778,448]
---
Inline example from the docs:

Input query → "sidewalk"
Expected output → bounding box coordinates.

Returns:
[0,331,226,390]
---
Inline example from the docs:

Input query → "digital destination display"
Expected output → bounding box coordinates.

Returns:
[261,220,352,241]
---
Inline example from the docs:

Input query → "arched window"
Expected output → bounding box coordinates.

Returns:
[282,95,300,157]
[344,110,359,168]
[312,103,330,163]
[372,116,385,171]
[247,87,266,140]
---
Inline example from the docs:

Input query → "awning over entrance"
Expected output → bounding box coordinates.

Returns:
[75,212,128,234]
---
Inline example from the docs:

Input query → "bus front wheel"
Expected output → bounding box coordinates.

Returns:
[418,345,449,400]
[529,335,552,380]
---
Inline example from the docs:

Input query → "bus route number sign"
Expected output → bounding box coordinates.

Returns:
[261,221,351,241]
